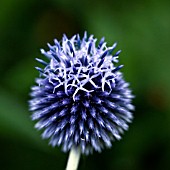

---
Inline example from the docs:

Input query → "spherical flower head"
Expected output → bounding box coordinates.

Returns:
[29,32,134,155]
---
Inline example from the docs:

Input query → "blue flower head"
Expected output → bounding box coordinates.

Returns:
[29,32,134,155]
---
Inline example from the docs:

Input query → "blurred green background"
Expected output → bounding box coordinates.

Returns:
[0,0,170,169]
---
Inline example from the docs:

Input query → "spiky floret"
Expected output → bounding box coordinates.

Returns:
[29,32,134,155]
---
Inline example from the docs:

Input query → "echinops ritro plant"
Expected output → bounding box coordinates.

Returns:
[29,32,134,169]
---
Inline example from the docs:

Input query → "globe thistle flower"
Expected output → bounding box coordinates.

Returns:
[29,32,134,155]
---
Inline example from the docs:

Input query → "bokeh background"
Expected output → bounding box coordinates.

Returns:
[0,0,170,169]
